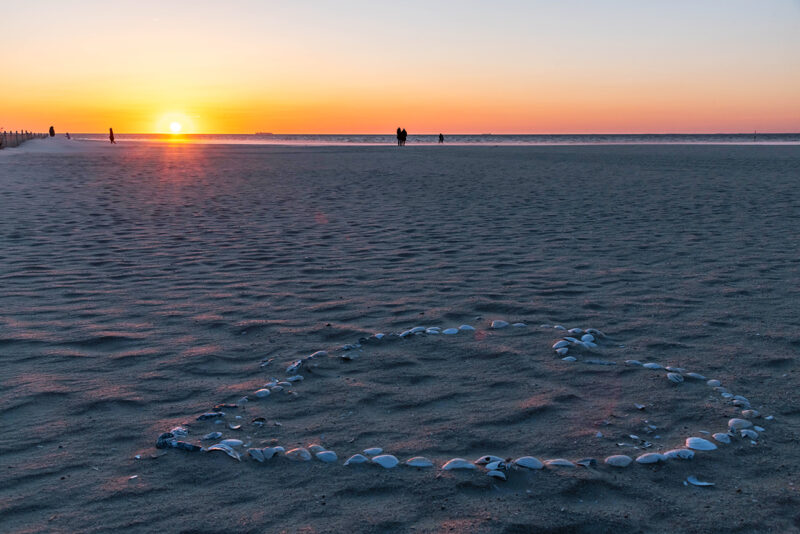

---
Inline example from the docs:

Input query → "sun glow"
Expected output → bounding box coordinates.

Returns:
[156,112,196,134]
[169,121,182,133]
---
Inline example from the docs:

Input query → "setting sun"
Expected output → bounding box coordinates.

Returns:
[169,122,182,134]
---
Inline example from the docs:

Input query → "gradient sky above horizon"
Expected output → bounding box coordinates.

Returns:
[2,0,799,134]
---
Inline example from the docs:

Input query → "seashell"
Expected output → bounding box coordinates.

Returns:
[733,395,750,403]
[248,448,265,462]
[741,409,759,418]
[580,334,595,343]
[316,451,338,463]
[202,432,222,441]
[544,459,576,468]
[765,415,774,421]
[374,333,385,340]
[458,325,475,331]
[706,379,721,387]
[577,458,597,467]
[408,326,425,334]
[261,446,284,459]
[363,447,383,456]
[255,388,271,398]
[604,455,632,468]
[170,427,189,437]
[218,439,243,448]
[475,455,504,465]
[553,340,570,349]
[553,325,566,331]
[663,449,695,460]
[721,392,733,399]
[371,454,399,468]
[636,453,666,464]
[561,356,577,362]
[625,360,643,366]
[308,444,325,454]
[563,337,579,343]
[732,399,751,408]
[754,426,765,432]
[667,373,684,383]
[270,386,284,393]
[556,348,569,356]
[513,456,543,470]
[512,323,527,328]
[634,403,646,410]
[197,412,225,420]
[728,418,753,431]
[665,366,686,373]
[740,429,758,440]
[685,437,717,451]
[207,443,241,461]
[642,363,663,370]
[684,372,706,380]
[442,458,477,470]
[568,328,583,335]
[285,448,312,461]
[399,330,413,338]
[405,456,433,468]
[286,375,304,382]
[344,454,369,465]
[487,470,507,480]
[714,386,729,393]
[308,350,328,359]
[442,328,459,335]
[277,381,292,388]
[286,360,303,374]
[712,433,731,444]
[686,475,714,487]
[490,320,509,329]
[227,423,242,430]
[485,461,505,471]
[426,328,440,335]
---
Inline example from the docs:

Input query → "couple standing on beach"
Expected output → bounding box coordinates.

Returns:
[396,127,407,146]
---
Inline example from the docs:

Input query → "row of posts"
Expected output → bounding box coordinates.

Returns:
[0,130,48,149]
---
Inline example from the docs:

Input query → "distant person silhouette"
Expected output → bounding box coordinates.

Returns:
[396,127,402,146]
[439,133,444,143]
[400,128,407,146]
[109,128,116,144]
[66,132,71,140]
[49,126,55,137]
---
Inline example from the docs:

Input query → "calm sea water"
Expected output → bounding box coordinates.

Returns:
[73,133,800,146]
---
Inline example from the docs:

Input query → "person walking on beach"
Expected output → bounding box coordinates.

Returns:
[439,133,444,144]
[396,127,402,146]
[49,126,55,137]
[400,128,407,146]
[109,128,116,144]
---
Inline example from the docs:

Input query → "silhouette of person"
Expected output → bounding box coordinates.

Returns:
[109,128,116,144]
[49,126,55,137]
[439,133,444,144]
[66,132,71,139]
[401,128,407,146]
[396,127,402,146]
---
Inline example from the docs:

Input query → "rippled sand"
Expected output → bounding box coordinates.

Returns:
[1,140,799,533]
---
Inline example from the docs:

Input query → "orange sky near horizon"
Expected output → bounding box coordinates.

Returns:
[1,1,799,134]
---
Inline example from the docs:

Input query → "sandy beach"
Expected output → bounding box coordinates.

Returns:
[1,139,799,533]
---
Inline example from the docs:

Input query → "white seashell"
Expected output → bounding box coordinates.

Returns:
[442,328,459,335]
[485,461,504,471]
[255,388,271,398]
[556,348,569,356]
[687,475,714,487]
[219,439,243,448]
[732,399,751,408]
[765,415,774,421]
[544,459,576,468]
[553,340,570,349]
[308,350,327,359]
[625,360,643,366]
[512,323,527,328]
[270,386,283,393]
[344,454,369,465]
[286,375,304,382]
[286,360,303,374]
[741,409,759,418]
[207,443,241,461]
[374,333,385,340]
[308,444,325,454]
[663,449,695,460]
[712,433,731,444]
[568,328,583,335]
[561,356,577,362]
[285,448,312,461]
[248,448,265,462]
[685,437,717,451]
[728,418,753,431]
[721,392,733,399]
[490,320,509,329]
[262,446,284,459]
[740,429,758,440]
[363,447,383,456]
[636,453,666,464]
[667,372,684,383]
[706,379,721,387]
[487,470,507,480]
[458,325,475,331]
[409,327,426,334]
[399,330,412,338]
[405,456,433,468]
[202,432,222,441]
[170,426,189,437]
[316,451,338,463]
[604,455,633,467]
[581,334,595,343]
[371,454,399,468]
[513,456,543,470]
[684,372,706,380]
[442,458,477,470]
[475,455,504,465]
[754,426,765,432]
[553,325,566,331]
[426,328,440,334]
[643,363,663,370]
[665,366,686,373]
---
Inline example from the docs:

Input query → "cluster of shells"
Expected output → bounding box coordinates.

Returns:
[153,320,771,486]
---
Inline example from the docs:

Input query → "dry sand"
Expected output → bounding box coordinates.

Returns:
[1,140,799,533]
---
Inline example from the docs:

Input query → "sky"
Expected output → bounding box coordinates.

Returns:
[1,0,799,134]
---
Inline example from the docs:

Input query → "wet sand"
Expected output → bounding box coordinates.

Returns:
[1,140,799,533]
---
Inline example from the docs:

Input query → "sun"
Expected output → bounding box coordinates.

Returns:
[169,122,182,134]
